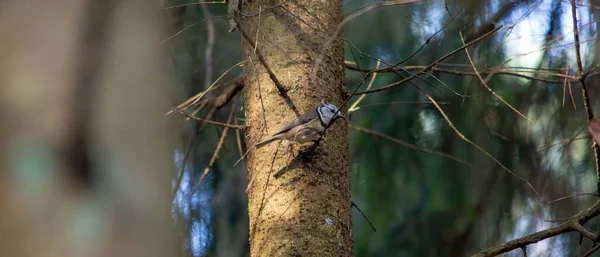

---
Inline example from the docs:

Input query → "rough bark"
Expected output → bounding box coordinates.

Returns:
[0,1,177,257]
[240,0,352,256]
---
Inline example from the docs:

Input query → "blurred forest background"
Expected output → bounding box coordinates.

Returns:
[1,0,600,257]
[165,0,600,256]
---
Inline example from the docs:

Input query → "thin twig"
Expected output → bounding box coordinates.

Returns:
[350,125,475,168]
[424,93,540,197]
[350,100,450,110]
[193,98,238,192]
[234,111,244,159]
[446,4,532,123]
[345,63,572,84]
[178,110,246,130]
[354,25,503,95]
[536,136,590,151]
[471,200,600,257]
[351,201,377,232]
[172,5,220,200]
[163,1,225,9]
[202,77,245,110]
[568,75,576,109]
[465,0,527,42]
[584,244,600,257]
[200,4,216,90]
[570,0,585,78]
[563,67,568,107]
[342,15,451,73]
[310,0,422,88]
[544,193,600,205]
[161,15,226,43]
[165,60,247,116]
[570,0,600,194]
[171,107,216,202]
[345,40,475,99]
[348,60,380,112]
[171,127,196,201]
[460,37,531,122]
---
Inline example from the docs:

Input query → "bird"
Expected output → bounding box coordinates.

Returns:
[233,99,346,166]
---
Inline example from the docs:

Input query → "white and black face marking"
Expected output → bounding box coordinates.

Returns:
[318,102,343,125]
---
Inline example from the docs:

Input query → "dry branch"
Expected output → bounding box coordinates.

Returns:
[178,110,246,131]
[353,25,503,95]
[345,64,572,84]
[471,200,600,257]
[445,3,532,123]
[163,1,226,9]
[310,0,422,88]
[348,61,380,112]
[465,0,530,42]
[171,108,216,201]
[193,97,239,192]
[196,77,244,110]
[569,0,600,194]
[165,61,246,116]
[350,125,475,168]
[424,93,540,197]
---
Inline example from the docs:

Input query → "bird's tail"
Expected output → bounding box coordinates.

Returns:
[255,137,278,149]
[232,136,279,167]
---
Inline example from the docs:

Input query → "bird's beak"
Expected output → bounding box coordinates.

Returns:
[338,113,348,121]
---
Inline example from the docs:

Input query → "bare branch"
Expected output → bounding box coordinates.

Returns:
[424,93,540,197]
[350,125,475,168]
[165,60,247,116]
[345,64,573,84]
[545,193,600,205]
[569,0,600,194]
[570,0,585,78]
[472,200,600,257]
[465,0,530,42]
[348,60,380,113]
[194,97,239,192]
[353,25,503,95]
[178,110,246,131]
[200,4,216,88]
[310,0,422,88]
[445,3,532,123]
[161,15,226,43]
[348,100,449,111]
[171,107,216,202]
[351,201,377,232]
[584,244,600,257]
[205,77,245,109]
[536,136,589,151]
[163,1,226,9]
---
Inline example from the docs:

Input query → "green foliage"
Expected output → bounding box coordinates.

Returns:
[168,0,600,256]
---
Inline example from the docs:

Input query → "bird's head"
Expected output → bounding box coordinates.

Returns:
[317,99,346,125]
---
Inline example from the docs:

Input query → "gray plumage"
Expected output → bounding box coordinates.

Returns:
[233,99,345,166]
[255,108,323,148]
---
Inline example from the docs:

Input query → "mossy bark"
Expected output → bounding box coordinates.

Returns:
[240,0,352,256]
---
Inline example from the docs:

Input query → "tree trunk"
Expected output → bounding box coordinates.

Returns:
[240,1,352,256]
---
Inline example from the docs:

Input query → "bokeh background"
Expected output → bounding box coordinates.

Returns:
[166,0,600,256]
[2,0,599,256]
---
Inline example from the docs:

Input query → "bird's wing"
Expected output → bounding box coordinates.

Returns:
[271,109,319,136]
